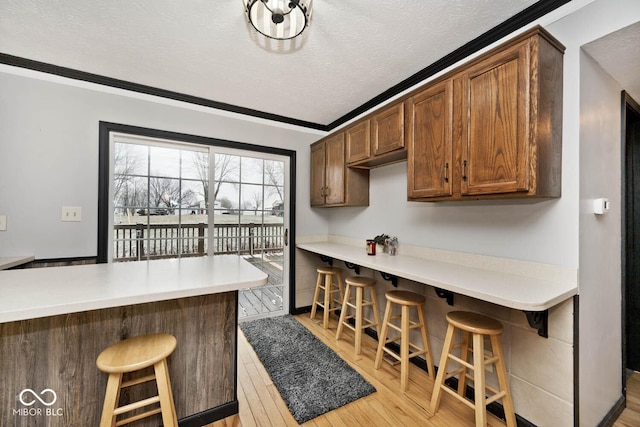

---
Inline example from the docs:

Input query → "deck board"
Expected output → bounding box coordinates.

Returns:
[239,253,285,319]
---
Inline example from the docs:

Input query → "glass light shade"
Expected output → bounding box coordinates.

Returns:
[244,0,312,40]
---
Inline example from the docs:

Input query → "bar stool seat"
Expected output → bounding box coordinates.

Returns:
[310,266,345,329]
[374,290,435,391]
[430,311,516,427]
[335,276,381,354]
[97,333,178,427]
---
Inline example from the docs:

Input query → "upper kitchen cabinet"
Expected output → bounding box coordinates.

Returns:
[311,133,369,207]
[347,103,407,169]
[345,120,370,164]
[408,26,564,201]
[406,79,454,199]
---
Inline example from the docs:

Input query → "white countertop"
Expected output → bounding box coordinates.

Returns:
[297,242,577,311]
[0,256,34,270]
[0,255,268,323]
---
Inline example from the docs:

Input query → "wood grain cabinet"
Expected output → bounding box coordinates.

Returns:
[345,120,370,164]
[408,26,564,201]
[346,103,407,169]
[406,79,454,198]
[311,133,369,207]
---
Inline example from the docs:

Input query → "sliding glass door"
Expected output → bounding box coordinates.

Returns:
[211,147,289,320]
[109,133,290,320]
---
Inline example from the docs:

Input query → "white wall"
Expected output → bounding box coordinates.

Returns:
[328,162,570,265]
[578,49,623,427]
[548,0,640,425]
[0,68,328,259]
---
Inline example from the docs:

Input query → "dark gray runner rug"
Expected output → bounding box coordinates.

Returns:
[239,314,376,424]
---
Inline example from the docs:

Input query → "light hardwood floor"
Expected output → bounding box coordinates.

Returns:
[613,372,640,427]
[211,314,511,427]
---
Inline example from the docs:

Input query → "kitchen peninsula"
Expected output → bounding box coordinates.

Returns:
[0,255,267,426]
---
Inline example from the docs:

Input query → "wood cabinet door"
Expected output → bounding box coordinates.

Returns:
[346,120,371,164]
[406,80,453,198]
[460,42,531,196]
[324,133,346,205]
[372,103,404,156]
[310,142,327,206]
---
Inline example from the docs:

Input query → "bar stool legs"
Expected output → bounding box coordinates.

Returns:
[430,311,516,427]
[374,290,435,391]
[335,276,380,354]
[97,333,178,427]
[310,267,345,329]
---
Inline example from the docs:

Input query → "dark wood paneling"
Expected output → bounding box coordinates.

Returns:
[0,292,236,426]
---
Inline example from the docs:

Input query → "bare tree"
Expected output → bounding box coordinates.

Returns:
[191,152,209,206]
[244,189,263,215]
[264,160,284,202]
[190,153,239,207]
[149,177,180,210]
[213,154,239,202]
[113,144,140,209]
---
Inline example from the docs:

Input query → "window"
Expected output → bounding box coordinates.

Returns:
[112,135,209,262]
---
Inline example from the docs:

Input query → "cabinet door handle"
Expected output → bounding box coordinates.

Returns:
[444,163,449,183]
[462,160,468,181]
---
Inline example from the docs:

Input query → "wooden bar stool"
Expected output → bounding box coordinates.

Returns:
[310,266,345,329]
[97,333,178,427]
[430,311,516,427]
[335,276,381,354]
[374,290,435,391]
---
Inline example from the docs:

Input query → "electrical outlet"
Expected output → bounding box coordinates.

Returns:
[0,215,6,231]
[61,206,82,222]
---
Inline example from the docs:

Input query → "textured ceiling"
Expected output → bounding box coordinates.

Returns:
[1,0,549,127]
[583,21,640,105]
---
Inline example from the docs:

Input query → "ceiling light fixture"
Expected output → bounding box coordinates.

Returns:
[244,0,312,40]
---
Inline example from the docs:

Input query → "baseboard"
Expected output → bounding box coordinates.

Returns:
[597,395,625,427]
[178,400,239,426]
[291,305,312,315]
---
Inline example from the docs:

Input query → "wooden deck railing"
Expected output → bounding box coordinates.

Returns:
[113,223,284,262]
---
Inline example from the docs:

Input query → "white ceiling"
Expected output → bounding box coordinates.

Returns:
[583,21,640,105]
[0,0,593,128]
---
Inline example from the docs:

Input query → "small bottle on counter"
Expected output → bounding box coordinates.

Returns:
[389,237,398,255]
[366,239,376,255]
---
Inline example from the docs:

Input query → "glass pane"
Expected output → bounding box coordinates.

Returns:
[116,176,148,209]
[180,179,205,216]
[115,143,148,176]
[264,186,284,214]
[183,151,208,181]
[241,157,264,184]
[149,146,180,178]
[148,177,180,212]
[240,184,264,217]
[215,154,240,182]
[263,160,284,186]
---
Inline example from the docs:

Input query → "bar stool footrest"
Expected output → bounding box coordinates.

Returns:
[441,385,476,410]
[116,407,162,427]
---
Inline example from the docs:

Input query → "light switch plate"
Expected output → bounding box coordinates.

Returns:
[61,206,82,222]
[0,215,6,231]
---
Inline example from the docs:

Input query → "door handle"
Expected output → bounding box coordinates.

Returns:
[284,228,289,246]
